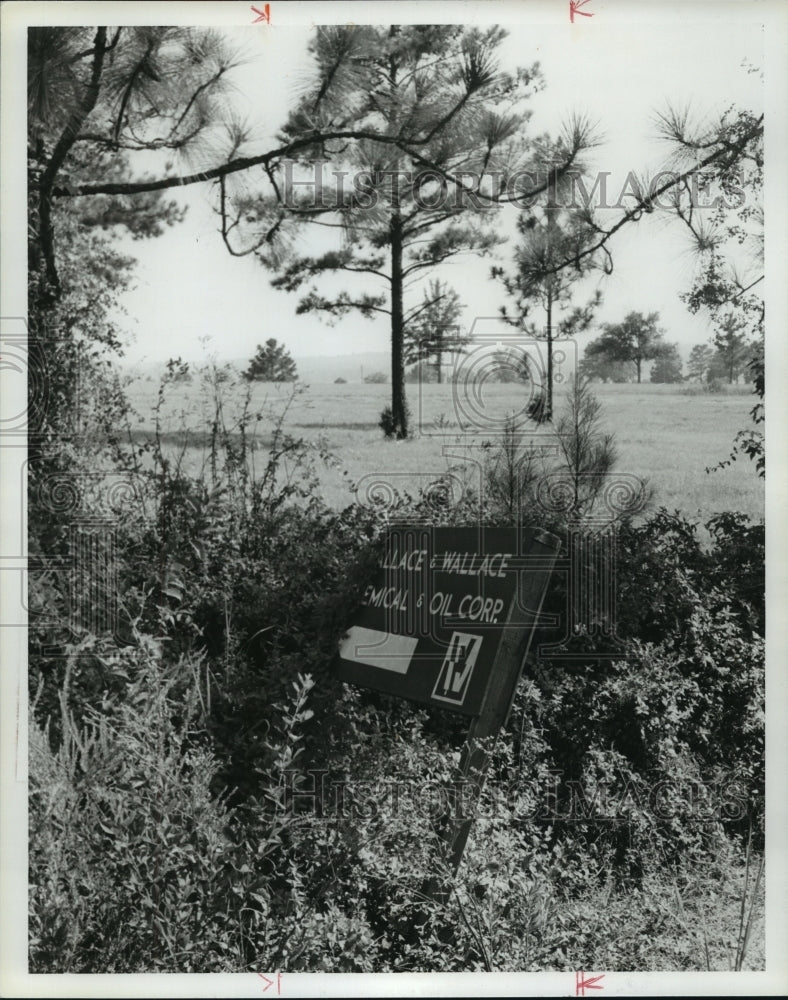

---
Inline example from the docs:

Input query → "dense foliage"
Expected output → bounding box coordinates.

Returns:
[28,358,765,973]
[649,344,683,383]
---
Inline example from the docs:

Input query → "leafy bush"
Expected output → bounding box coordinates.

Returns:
[378,401,411,438]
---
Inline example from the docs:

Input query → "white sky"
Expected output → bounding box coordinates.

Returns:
[112,17,764,367]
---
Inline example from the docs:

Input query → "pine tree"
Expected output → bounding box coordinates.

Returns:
[28,26,243,298]
[493,201,605,420]
[659,104,764,474]
[710,314,753,384]
[490,347,532,383]
[403,280,467,383]
[687,343,715,383]
[260,25,593,437]
[244,339,298,382]
[27,27,236,483]
[649,344,683,383]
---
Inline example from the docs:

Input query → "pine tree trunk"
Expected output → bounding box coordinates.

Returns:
[545,291,553,420]
[390,211,408,438]
[387,29,408,439]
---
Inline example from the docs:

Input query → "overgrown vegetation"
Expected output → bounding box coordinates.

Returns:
[28,355,764,972]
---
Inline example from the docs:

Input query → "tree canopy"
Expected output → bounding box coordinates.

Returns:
[28,26,765,453]
[649,343,683,384]
[28,26,244,298]
[584,311,670,384]
[578,352,631,384]
[660,104,764,473]
[687,343,715,383]
[709,314,754,384]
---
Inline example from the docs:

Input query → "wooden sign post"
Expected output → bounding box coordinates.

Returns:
[335,524,561,880]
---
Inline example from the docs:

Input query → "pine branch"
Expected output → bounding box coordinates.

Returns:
[295,291,389,319]
[531,114,764,279]
[404,291,448,323]
[46,129,446,197]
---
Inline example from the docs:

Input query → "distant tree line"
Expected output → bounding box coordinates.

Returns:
[687,314,756,384]
[578,309,757,386]
[403,345,535,385]
[580,311,677,383]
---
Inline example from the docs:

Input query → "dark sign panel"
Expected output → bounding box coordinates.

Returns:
[335,525,559,716]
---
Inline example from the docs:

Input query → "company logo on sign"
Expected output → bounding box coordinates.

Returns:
[431,632,483,706]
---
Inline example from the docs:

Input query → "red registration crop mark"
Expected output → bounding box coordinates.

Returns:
[251,3,271,23]
[569,0,594,22]
[575,971,605,996]
[258,971,281,993]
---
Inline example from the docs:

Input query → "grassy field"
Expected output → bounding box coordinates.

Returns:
[124,375,765,525]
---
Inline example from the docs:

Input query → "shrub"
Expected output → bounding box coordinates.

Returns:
[405,361,439,383]
[536,507,764,849]
[30,639,249,972]
[378,402,411,438]
[28,632,358,972]
[483,379,649,527]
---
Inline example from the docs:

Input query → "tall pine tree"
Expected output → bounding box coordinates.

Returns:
[493,200,604,420]
[256,25,592,437]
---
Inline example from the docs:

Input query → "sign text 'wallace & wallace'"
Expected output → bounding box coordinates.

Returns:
[336,526,560,717]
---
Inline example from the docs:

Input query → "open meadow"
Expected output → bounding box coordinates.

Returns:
[124,374,765,526]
